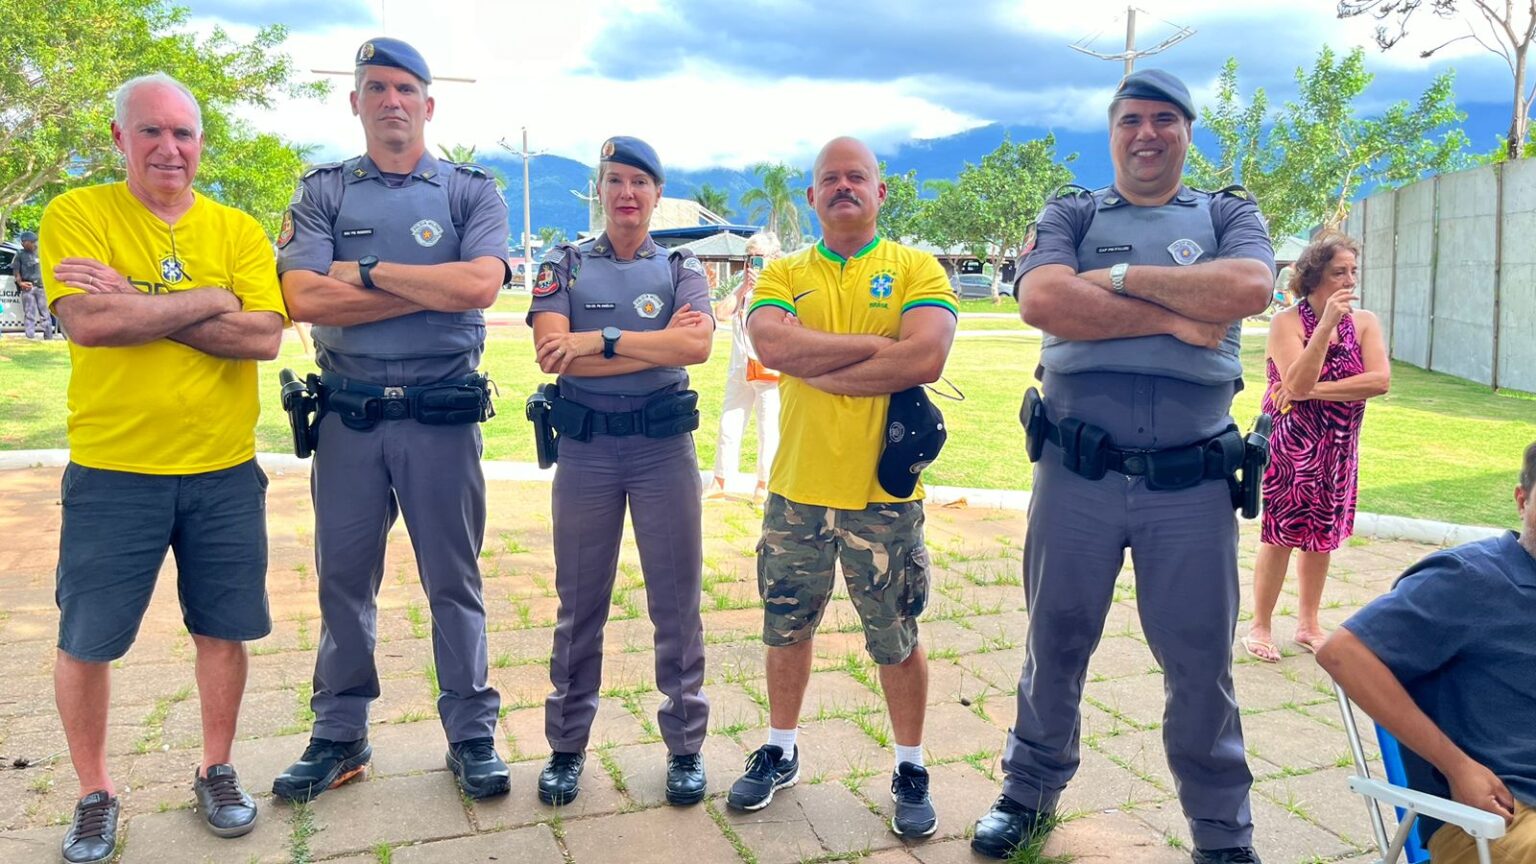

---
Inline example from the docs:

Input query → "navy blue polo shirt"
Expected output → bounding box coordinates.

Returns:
[1342,531,1536,836]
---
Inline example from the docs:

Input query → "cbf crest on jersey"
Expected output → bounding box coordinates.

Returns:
[869,271,895,299]
[160,255,186,284]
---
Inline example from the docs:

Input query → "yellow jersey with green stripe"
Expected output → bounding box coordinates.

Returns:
[40,183,288,475]
[749,237,957,509]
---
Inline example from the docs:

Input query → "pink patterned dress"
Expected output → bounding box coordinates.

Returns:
[1260,301,1367,552]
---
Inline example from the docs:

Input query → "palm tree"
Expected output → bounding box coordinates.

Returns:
[438,143,508,190]
[739,162,805,250]
[692,183,732,220]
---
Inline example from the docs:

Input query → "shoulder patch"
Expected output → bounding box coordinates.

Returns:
[277,209,295,248]
[1050,183,1093,201]
[1213,184,1252,200]
[455,162,489,179]
[544,247,566,265]
[681,256,706,276]
[532,263,559,297]
[302,161,343,179]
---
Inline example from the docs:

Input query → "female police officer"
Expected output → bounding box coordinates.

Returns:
[526,136,715,806]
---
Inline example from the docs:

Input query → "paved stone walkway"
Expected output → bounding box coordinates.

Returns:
[0,464,1437,864]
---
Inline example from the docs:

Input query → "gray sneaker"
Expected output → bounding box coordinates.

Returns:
[61,790,118,864]
[890,762,937,837]
[194,764,257,838]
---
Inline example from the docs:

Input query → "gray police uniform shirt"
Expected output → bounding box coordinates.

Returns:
[1020,184,1275,386]
[527,233,712,397]
[277,152,510,381]
[13,248,41,284]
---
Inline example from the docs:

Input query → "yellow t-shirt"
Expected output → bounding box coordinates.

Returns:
[749,237,957,509]
[41,183,288,474]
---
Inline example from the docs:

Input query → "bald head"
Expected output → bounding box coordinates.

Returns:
[813,136,880,181]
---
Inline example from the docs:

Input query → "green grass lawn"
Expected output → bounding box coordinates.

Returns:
[1,330,1530,529]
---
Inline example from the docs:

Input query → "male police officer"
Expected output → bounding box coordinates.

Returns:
[971,71,1274,863]
[528,136,716,807]
[13,230,53,339]
[273,38,511,802]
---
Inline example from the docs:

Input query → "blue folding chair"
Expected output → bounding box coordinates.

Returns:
[1333,681,1506,864]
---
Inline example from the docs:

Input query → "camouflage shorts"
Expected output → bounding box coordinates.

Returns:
[756,493,930,665]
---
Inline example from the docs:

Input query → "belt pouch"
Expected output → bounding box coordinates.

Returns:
[1144,445,1205,490]
[550,397,594,441]
[327,389,379,431]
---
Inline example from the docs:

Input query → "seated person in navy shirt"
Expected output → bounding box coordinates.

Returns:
[1318,441,1536,864]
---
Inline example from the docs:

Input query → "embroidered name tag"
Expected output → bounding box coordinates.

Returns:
[1096,245,1132,254]
[583,303,616,310]
[342,228,374,238]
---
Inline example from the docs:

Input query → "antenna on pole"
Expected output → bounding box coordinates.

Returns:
[1070,6,1194,76]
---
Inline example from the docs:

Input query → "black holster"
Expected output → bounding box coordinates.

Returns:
[278,368,320,458]
[525,384,559,469]
[1233,413,1273,518]
[1020,387,1046,463]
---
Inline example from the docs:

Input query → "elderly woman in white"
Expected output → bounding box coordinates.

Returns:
[706,232,783,504]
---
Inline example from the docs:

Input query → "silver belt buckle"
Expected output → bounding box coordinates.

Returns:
[383,386,405,399]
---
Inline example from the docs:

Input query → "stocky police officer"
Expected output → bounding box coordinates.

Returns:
[526,136,715,807]
[971,70,1275,864]
[271,38,512,802]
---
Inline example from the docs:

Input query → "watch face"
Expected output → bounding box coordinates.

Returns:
[603,327,621,341]
[360,255,379,267]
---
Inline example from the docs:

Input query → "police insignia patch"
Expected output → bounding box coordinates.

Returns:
[278,210,295,248]
[358,42,375,62]
[601,139,616,159]
[1168,239,1203,265]
[869,272,895,298]
[160,255,185,284]
[634,292,663,319]
[411,219,443,247]
[532,263,559,297]
[682,257,705,276]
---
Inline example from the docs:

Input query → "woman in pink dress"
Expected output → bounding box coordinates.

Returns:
[1243,233,1391,663]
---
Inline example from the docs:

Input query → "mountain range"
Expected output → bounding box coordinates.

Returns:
[482,100,1513,244]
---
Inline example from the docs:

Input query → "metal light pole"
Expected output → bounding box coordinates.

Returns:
[522,127,533,293]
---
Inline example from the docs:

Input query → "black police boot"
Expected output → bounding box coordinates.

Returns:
[272,737,371,802]
[447,737,511,799]
[665,752,706,805]
[538,750,585,805]
[61,790,118,864]
[193,764,257,837]
[1192,847,1263,864]
[970,795,1052,859]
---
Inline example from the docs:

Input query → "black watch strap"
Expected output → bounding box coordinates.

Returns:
[359,257,378,291]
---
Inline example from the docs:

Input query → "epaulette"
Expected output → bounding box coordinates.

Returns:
[302,161,343,179]
[670,246,706,276]
[1049,183,1093,201]
[1209,184,1252,201]
[454,162,490,179]
[667,246,696,260]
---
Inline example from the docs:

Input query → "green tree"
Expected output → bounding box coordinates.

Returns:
[439,143,509,190]
[876,164,925,243]
[1338,0,1535,160]
[924,135,1075,301]
[537,226,567,250]
[0,0,326,235]
[1187,48,1468,239]
[691,183,732,220]
[739,162,806,250]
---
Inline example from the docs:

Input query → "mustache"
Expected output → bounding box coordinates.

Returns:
[830,191,862,206]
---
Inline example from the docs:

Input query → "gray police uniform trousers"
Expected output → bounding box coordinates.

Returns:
[310,414,500,744]
[545,389,709,755]
[1001,371,1253,850]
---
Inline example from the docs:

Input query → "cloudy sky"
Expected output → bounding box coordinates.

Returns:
[185,0,1522,168]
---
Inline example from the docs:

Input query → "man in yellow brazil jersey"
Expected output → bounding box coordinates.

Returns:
[40,73,286,864]
[725,136,958,840]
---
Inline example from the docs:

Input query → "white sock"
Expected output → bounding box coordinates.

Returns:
[767,727,797,755]
[894,743,924,770]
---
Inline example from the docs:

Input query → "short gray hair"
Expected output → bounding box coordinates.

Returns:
[744,232,782,259]
[113,73,202,135]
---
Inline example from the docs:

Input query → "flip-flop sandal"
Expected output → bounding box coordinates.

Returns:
[1293,635,1326,655]
[1241,636,1281,664]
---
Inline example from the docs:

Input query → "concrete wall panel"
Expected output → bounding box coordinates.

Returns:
[1391,180,1436,368]
[1430,167,1498,384]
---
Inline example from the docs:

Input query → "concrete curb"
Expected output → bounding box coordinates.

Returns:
[1,449,1503,547]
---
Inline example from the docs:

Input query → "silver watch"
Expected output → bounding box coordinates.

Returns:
[1109,262,1129,295]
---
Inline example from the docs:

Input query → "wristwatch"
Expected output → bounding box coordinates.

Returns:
[601,326,622,359]
[1109,262,1129,295]
[358,255,380,290]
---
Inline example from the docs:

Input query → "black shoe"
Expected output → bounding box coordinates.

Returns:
[970,795,1052,859]
[727,744,799,811]
[272,737,371,802]
[665,753,707,805]
[61,790,119,864]
[538,751,585,805]
[1192,848,1262,864]
[194,764,257,837]
[447,737,511,799]
[890,762,937,838]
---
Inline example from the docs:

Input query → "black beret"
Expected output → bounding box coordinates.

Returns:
[355,37,431,85]
[599,136,664,184]
[1112,68,1195,121]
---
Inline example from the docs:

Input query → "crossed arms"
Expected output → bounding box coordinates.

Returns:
[747,305,956,397]
[281,256,506,327]
[51,258,282,360]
